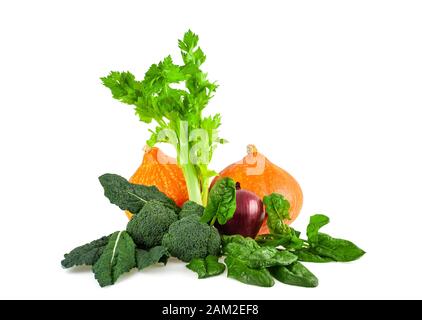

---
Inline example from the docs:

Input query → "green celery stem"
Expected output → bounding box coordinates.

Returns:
[201,177,209,206]
[181,163,203,206]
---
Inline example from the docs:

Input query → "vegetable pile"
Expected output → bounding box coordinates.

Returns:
[62,174,363,288]
[62,30,365,288]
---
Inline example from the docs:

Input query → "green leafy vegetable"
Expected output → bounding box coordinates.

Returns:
[258,205,365,263]
[294,248,334,263]
[102,30,225,206]
[223,238,297,269]
[222,235,295,287]
[99,173,178,214]
[61,31,366,289]
[223,241,259,258]
[61,235,111,269]
[256,233,292,247]
[179,201,204,219]
[263,193,291,234]
[306,214,330,244]
[201,177,236,225]
[93,231,136,287]
[305,214,365,262]
[221,234,261,250]
[126,200,178,248]
[136,246,170,270]
[247,247,297,269]
[259,194,303,250]
[285,232,306,250]
[270,262,319,288]
[311,233,365,262]
[186,255,225,279]
[225,256,274,287]
[256,232,303,249]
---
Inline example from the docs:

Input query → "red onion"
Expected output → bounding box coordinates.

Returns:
[216,183,265,238]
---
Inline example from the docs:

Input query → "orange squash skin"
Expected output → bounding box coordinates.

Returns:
[125,147,189,219]
[212,145,303,235]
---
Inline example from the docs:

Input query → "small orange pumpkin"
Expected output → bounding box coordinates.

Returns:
[125,146,189,219]
[212,145,303,235]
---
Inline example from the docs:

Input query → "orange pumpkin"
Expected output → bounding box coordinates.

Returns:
[125,146,189,219]
[212,145,303,235]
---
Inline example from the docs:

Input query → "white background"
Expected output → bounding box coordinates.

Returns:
[1,0,421,300]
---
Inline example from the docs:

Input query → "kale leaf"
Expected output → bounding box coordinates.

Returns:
[136,246,170,270]
[99,173,178,214]
[61,235,111,268]
[93,231,136,287]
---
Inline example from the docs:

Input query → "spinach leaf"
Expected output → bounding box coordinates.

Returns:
[257,213,365,264]
[312,233,365,262]
[222,236,297,268]
[256,229,304,250]
[294,248,334,263]
[136,246,170,270]
[280,229,305,250]
[223,242,254,258]
[305,214,365,262]
[186,256,225,279]
[179,201,204,219]
[201,177,236,225]
[222,235,261,252]
[306,214,330,244]
[247,247,297,269]
[224,256,274,287]
[256,233,293,247]
[93,231,136,287]
[263,193,291,234]
[262,194,305,250]
[61,235,111,268]
[270,262,319,288]
[99,173,178,214]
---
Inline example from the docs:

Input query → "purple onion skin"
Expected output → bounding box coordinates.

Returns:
[216,189,265,238]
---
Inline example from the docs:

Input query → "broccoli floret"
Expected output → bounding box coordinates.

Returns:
[179,201,204,219]
[127,200,178,248]
[162,215,221,262]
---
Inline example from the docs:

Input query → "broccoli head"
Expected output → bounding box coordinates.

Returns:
[179,201,204,220]
[127,200,178,248]
[162,215,221,262]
